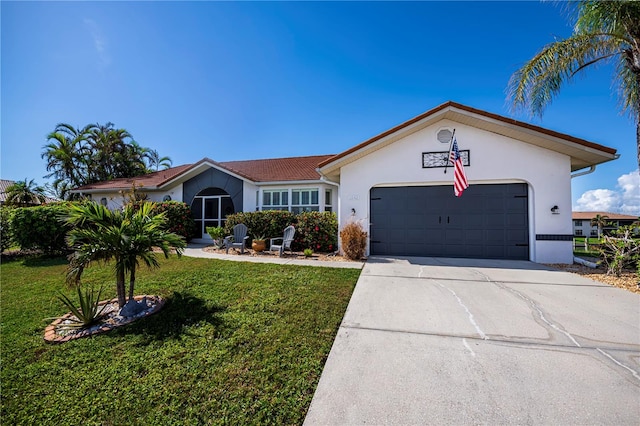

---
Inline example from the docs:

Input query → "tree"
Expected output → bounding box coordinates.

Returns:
[145,149,173,171]
[65,201,186,310]
[508,1,640,169]
[42,122,172,199]
[590,213,610,239]
[4,179,47,207]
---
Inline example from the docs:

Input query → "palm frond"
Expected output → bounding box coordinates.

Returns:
[509,33,627,117]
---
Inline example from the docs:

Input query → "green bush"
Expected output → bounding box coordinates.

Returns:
[224,210,338,252]
[153,201,197,241]
[1,205,14,252]
[10,203,72,254]
[295,212,338,252]
[225,211,295,244]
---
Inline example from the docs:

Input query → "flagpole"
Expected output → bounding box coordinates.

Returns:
[443,128,456,174]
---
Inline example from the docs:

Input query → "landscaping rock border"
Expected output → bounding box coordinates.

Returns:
[44,294,165,344]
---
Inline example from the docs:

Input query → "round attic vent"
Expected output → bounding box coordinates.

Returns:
[437,128,453,143]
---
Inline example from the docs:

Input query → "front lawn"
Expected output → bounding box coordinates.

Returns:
[1,255,360,424]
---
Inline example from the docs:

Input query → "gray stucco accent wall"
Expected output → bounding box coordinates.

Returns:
[183,168,244,212]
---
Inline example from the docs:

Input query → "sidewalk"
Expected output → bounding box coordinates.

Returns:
[183,243,365,269]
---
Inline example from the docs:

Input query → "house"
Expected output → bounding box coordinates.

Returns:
[0,179,15,205]
[572,211,639,237]
[72,101,618,264]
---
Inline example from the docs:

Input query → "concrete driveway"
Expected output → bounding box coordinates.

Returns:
[305,256,640,425]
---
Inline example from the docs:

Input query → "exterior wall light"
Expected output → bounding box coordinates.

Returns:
[551,205,559,214]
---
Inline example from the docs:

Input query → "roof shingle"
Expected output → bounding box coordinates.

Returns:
[72,154,335,192]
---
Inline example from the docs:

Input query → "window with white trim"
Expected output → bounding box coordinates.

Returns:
[262,190,289,211]
[325,189,332,213]
[291,189,319,214]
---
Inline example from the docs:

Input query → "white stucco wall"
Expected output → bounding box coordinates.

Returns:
[337,120,574,263]
[85,183,184,211]
[243,182,260,211]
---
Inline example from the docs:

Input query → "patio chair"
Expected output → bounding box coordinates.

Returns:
[269,225,295,257]
[224,224,249,254]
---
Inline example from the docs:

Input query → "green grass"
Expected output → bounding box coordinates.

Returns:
[1,255,360,425]
[573,237,603,258]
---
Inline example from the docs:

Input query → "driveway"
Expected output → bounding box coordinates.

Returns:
[304,256,640,425]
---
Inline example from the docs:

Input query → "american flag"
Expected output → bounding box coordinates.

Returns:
[449,137,469,197]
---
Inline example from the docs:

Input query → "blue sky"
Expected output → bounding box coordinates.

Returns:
[2,1,638,214]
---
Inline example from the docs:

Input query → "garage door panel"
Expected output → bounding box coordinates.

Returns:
[370,184,529,260]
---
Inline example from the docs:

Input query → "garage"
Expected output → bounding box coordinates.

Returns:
[369,183,529,259]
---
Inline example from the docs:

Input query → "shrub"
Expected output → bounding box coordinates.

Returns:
[1,206,14,252]
[205,226,225,248]
[153,201,197,241]
[225,210,338,252]
[294,212,338,252]
[56,285,109,329]
[11,203,72,254]
[225,211,295,244]
[598,225,639,276]
[340,221,367,260]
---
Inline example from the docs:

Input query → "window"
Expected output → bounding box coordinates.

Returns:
[325,189,332,213]
[262,190,289,211]
[575,230,583,236]
[575,220,583,226]
[291,189,319,214]
[590,230,598,236]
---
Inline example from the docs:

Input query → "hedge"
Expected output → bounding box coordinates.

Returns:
[10,203,72,254]
[224,210,338,252]
[9,200,197,254]
[152,201,197,241]
[1,206,14,252]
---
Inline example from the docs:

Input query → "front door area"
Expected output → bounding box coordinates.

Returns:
[191,188,235,239]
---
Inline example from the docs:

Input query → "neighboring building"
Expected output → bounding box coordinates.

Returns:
[572,211,639,237]
[72,101,618,264]
[0,179,57,205]
[0,179,15,205]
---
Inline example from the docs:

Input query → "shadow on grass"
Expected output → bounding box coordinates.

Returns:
[110,291,228,344]
[21,254,69,267]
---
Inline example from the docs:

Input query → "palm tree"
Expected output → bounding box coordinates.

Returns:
[4,179,46,207]
[145,149,173,171]
[65,202,186,310]
[590,213,610,239]
[42,123,95,198]
[508,1,640,169]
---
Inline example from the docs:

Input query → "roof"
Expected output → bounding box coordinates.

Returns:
[572,211,639,221]
[0,179,15,203]
[72,155,335,192]
[318,101,618,177]
[220,155,334,182]
[73,163,195,191]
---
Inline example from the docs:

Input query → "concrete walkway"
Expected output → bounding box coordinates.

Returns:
[304,256,640,425]
[183,243,364,269]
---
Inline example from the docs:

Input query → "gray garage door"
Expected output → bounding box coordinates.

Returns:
[370,184,529,259]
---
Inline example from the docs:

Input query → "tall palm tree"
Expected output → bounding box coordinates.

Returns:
[145,149,173,171]
[42,123,95,198]
[4,179,46,207]
[508,1,640,169]
[65,202,186,310]
[590,213,610,239]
